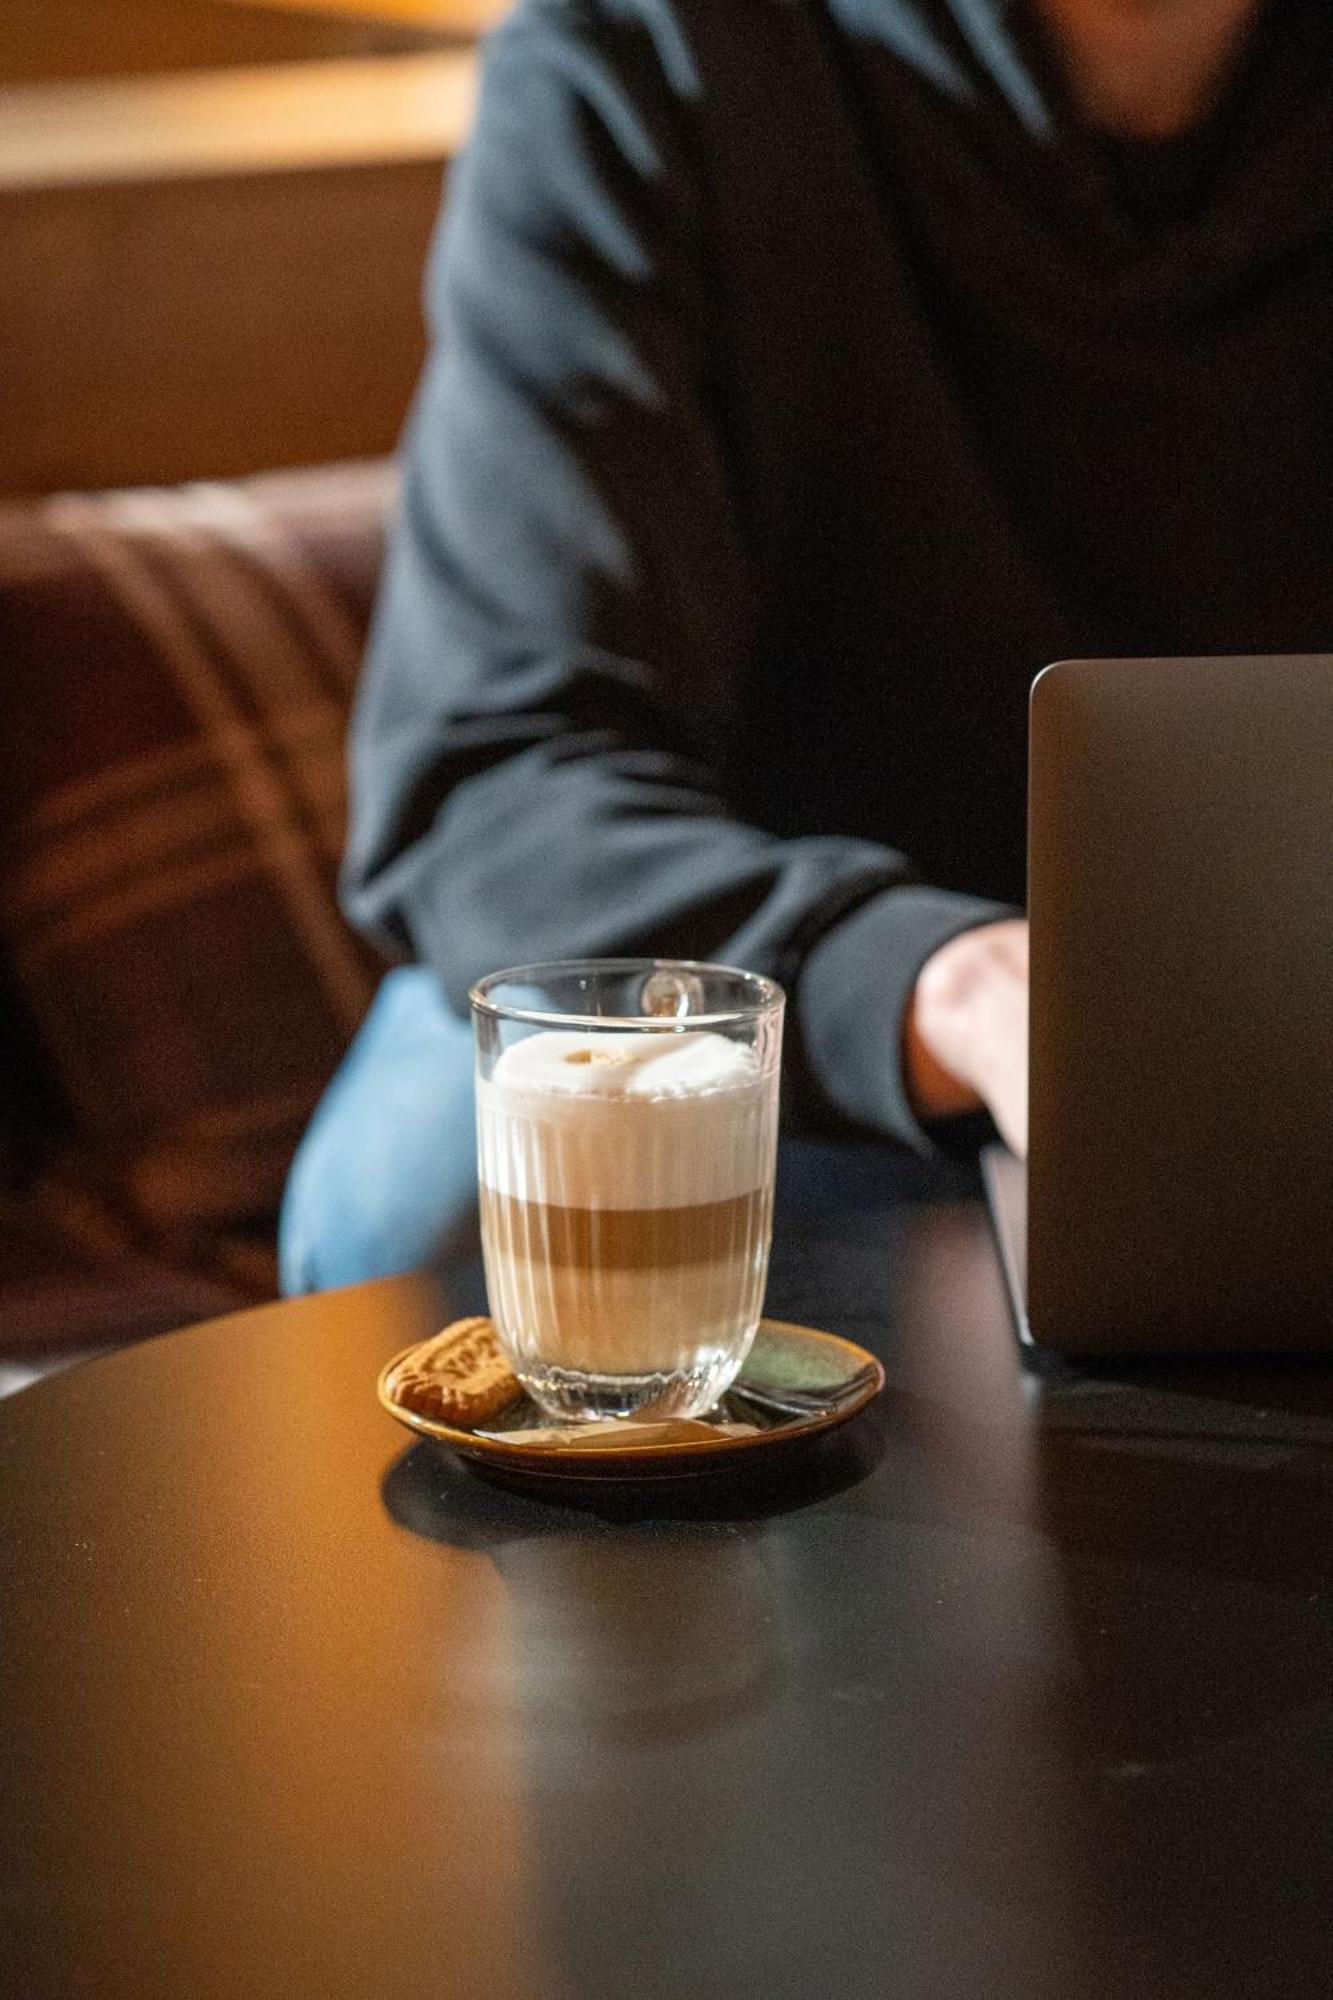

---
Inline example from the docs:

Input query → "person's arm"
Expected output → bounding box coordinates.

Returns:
[343,0,1012,1145]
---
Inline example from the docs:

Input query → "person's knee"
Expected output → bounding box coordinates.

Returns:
[279,968,479,1294]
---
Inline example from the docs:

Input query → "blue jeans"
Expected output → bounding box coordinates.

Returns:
[279,967,480,1295]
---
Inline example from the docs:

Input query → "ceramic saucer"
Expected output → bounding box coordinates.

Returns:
[377,1318,884,1482]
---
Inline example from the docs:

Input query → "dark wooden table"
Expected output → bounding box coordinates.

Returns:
[4,1142,1333,2000]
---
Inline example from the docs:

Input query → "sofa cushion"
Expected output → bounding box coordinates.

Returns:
[0,943,68,1189]
[0,460,394,1298]
[0,1170,249,1364]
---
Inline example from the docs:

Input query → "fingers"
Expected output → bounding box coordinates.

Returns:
[906,919,1029,1153]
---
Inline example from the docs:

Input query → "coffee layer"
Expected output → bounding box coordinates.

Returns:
[480,1188,768,1270]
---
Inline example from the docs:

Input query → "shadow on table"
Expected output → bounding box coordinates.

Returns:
[384,1448,801,1756]
[880,1196,1333,1999]
[1033,1344,1333,1436]
[381,1386,889,1536]
[1026,1411,1333,1999]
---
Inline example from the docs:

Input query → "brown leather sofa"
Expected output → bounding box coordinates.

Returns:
[0,459,395,1386]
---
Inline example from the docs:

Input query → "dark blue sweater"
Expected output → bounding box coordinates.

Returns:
[345,0,1333,1143]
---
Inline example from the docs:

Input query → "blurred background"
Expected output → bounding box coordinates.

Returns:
[0,3,515,1389]
[0,0,506,496]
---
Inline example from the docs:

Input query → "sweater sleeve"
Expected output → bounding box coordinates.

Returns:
[342,0,1008,1146]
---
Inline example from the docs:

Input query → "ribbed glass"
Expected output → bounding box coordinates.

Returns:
[471,961,783,1422]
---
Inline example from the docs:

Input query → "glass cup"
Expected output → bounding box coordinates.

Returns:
[470,959,784,1423]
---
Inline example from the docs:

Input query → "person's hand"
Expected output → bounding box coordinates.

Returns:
[903,919,1029,1157]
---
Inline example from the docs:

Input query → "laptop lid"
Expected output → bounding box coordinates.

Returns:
[1024,656,1333,1356]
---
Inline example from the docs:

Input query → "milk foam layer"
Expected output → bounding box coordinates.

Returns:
[478,1029,770,1210]
[493,1028,755,1098]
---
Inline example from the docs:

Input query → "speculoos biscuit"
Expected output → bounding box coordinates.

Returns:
[388,1316,521,1427]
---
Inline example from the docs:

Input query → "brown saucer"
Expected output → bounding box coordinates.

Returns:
[377,1318,884,1482]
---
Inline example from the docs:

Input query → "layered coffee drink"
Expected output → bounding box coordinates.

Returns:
[477,1026,779,1420]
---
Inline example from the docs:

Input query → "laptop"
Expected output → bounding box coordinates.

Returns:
[986,655,1333,1357]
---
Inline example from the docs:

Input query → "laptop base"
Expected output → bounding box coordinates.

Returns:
[980,1143,1031,1348]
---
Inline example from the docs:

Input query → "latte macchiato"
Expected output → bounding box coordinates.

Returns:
[476,1027,778,1420]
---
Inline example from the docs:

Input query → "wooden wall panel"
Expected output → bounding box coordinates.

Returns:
[0,157,449,494]
[0,49,480,495]
[1,0,448,88]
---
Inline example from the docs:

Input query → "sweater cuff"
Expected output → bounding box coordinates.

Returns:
[796,884,1015,1151]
